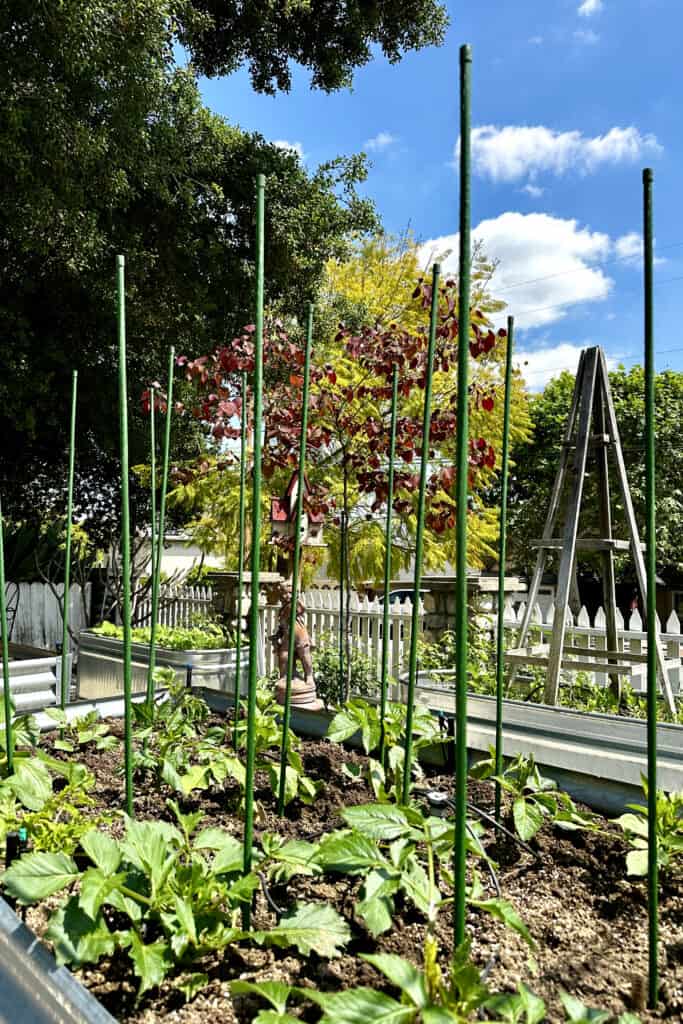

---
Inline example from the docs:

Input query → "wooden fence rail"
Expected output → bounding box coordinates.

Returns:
[500,598,681,695]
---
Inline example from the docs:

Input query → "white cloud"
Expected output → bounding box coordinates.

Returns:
[578,0,603,15]
[514,343,616,391]
[574,28,600,44]
[465,124,661,183]
[418,212,613,329]
[364,131,398,152]
[614,231,665,267]
[272,139,306,160]
[521,183,544,198]
[614,232,642,263]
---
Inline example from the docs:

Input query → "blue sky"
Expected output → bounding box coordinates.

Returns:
[197,0,683,389]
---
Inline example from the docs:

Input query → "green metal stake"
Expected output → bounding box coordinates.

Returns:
[0,498,13,775]
[147,348,175,704]
[60,370,78,709]
[117,255,134,817]
[242,173,265,923]
[277,302,314,815]
[494,317,514,822]
[146,387,157,700]
[454,43,472,947]
[338,508,346,702]
[379,363,399,766]
[401,263,440,806]
[233,371,248,749]
[643,167,659,1010]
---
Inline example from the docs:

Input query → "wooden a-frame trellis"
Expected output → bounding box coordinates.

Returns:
[506,345,677,715]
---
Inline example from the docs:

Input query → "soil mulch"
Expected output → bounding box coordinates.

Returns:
[22,717,683,1023]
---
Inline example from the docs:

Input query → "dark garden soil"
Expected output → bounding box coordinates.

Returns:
[27,717,683,1024]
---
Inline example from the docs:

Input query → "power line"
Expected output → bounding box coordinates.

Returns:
[492,272,683,330]
[515,344,683,380]
[491,240,683,295]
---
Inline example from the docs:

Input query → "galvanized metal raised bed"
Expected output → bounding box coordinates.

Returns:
[0,644,70,713]
[77,630,249,700]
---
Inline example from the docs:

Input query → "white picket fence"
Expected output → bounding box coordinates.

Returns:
[259,588,424,683]
[500,599,682,694]
[3,582,91,654]
[135,585,213,629]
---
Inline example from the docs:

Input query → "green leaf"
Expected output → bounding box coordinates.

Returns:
[513,798,544,842]
[399,855,431,915]
[1,851,79,903]
[256,903,350,957]
[12,713,41,750]
[230,980,295,1015]
[317,830,385,874]
[80,830,121,876]
[327,708,363,745]
[625,847,649,876]
[174,895,197,946]
[310,987,415,1024]
[356,894,395,937]
[470,897,535,949]
[195,827,240,852]
[266,837,320,882]
[176,972,208,1002]
[559,990,610,1023]
[8,760,53,811]
[614,813,649,839]
[421,1009,457,1024]
[106,886,143,922]
[341,803,414,840]
[120,817,181,888]
[79,868,125,919]
[46,897,116,966]
[209,836,245,875]
[268,763,298,806]
[362,954,428,1009]
[128,932,172,996]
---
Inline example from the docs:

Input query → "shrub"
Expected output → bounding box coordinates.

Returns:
[313,634,380,708]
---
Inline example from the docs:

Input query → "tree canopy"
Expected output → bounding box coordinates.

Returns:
[179,0,449,92]
[507,365,683,581]
[0,0,394,523]
[172,235,532,585]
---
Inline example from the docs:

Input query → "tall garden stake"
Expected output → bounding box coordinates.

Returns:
[233,370,248,749]
[379,363,399,766]
[117,254,134,816]
[494,317,514,822]
[146,387,157,701]
[454,43,472,946]
[147,348,175,704]
[277,302,314,815]
[60,370,78,709]
[401,263,440,805]
[643,167,659,1009]
[242,174,265,924]
[0,498,13,775]
[339,508,346,701]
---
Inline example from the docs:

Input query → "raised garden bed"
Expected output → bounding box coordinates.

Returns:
[1,695,681,1024]
[77,629,248,700]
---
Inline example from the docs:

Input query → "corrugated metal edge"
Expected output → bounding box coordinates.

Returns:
[0,894,117,1024]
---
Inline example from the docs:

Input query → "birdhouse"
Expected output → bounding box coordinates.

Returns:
[270,471,326,548]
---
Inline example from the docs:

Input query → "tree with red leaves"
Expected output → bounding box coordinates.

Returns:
[169,255,531,589]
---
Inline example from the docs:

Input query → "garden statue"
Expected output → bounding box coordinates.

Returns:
[271,581,323,711]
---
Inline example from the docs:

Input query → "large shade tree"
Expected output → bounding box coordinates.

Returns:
[0,0,447,524]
